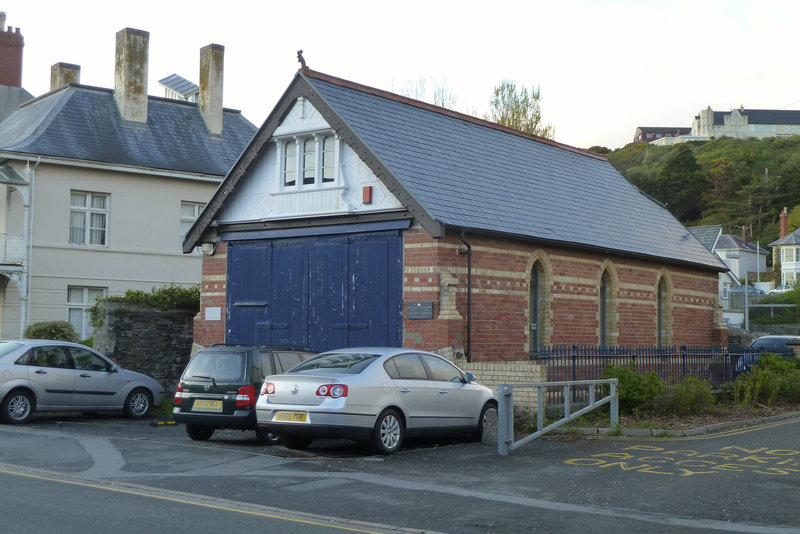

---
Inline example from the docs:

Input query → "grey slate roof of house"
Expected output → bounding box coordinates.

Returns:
[770,229,800,246]
[186,69,726,272]
[636,126,691,135]
[714,109,800,126]
[716,234,768,254]
[687,225,722,252]
[0,83,256,176]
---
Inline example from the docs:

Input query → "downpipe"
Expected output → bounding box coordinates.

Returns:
[458,231,472,363]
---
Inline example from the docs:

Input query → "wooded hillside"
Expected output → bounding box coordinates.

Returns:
[607,137,800,250]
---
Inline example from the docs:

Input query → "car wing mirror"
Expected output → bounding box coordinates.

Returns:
[108,365,119,373]
[463,372,475,383]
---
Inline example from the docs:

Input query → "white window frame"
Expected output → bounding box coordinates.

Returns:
[181,201,206,254]
[70,191,109,247]
[67,286,107,340]
[276,132,340,191]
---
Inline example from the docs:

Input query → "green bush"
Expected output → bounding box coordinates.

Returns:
[24,321,79,342]
[90,282,200,327]
[733,353,800,406]
[602,364,666,414]
[656,376,715,415]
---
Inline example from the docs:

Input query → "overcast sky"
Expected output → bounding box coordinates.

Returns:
[4,0,799,150]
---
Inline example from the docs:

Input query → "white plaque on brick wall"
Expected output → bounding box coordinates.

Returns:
[205,307,221,321]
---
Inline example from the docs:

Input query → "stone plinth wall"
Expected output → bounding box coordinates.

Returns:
[461,360,547,413]
[93,302,196,395]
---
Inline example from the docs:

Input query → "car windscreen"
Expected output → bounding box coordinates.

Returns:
[288,352,379,375]
[183,351,246,382]
[0,341,22,358]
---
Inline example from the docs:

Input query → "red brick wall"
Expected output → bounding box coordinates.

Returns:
[0,29,23,87]
[402,227,724,361]
[193,241,227,347]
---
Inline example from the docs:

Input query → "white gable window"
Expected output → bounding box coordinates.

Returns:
[277,132,340,190]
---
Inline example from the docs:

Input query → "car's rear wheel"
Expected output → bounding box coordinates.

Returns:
[255,426,280,445]
[124,388,152,418]
[186,424,215,441]
[370,409,403,454]
[475,402,498,443]
[2,390,33,424]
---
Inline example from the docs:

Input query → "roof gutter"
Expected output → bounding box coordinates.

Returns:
[0,151,225,183]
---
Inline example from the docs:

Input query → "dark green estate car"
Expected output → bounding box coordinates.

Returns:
[173,345,315,444]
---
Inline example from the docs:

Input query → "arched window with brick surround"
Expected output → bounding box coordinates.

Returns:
[656,271,674,347]
[528,252,553,358]
[598,261,619,347]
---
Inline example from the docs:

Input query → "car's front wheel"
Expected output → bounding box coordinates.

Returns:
[1,390,33,424]
[370,409,403,454]
[186,425,215,441]
[124,388,152,418]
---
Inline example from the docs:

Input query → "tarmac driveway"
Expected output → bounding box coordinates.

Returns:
[0,412,799,533]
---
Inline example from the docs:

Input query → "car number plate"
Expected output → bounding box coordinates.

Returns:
[274,411,307,423]
[193,399,223,412]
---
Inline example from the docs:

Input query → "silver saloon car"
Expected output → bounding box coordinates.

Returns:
[0,339,164,423]
[256,347,497,454]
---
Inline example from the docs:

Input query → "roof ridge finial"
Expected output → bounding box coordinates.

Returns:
[297,50,307,72]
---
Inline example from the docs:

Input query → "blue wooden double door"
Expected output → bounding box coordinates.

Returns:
[226,230,403,352]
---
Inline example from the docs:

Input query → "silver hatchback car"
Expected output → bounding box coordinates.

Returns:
[256,347,497,454]
[0,339,163,423]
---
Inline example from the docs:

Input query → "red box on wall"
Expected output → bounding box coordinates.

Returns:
[363,185,373,204]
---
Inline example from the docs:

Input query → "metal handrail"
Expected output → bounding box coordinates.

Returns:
[497,378,619,456]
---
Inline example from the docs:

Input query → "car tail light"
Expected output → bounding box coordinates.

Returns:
[260,382,276,396]
[174,384,183,405]
[236,385,256,408]
[316,384,348,398]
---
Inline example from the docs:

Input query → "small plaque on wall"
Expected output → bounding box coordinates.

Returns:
[407,301,434,320]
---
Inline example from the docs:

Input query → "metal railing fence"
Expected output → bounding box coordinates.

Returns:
[534,345,760,406]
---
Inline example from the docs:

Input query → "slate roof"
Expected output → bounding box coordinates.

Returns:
[770,229,800,247]
[716,234,768,254]
[0,84,256,176]
[714,109,800,126]
[636,126,691,135]
[186,69,726,272]
[687,225,722,252]
[158,74,199,98]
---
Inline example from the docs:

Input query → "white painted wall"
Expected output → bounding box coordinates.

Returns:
[217,98,403,224]
[0,161,219,338]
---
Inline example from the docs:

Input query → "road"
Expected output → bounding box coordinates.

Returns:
[1,412,799,533]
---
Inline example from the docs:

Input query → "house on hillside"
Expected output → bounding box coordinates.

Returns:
[0,25,256,338]
[184,60,728,362]
[692,106,800,140]
[770,208,800,286]
[633,126,690,144]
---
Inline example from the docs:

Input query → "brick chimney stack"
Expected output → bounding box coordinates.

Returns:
[741,225,748,246]
[0,12,24,87]
[50,62,81,91]
[114,28,149,123]
[199,44,224,135]
[780,207,789,238]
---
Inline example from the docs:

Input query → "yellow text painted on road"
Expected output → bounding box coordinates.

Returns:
[564,445,800,476]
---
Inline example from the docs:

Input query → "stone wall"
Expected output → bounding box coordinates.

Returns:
[93,302,196,395]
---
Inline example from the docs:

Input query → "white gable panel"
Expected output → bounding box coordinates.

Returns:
[273,98,329,136]
[216,100,404,225]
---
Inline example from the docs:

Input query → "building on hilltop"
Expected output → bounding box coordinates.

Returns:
[633,126,691,144]
[692,106,800,140]
[0,22,256,338]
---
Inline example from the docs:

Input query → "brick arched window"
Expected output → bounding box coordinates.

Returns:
[598,261,619,347]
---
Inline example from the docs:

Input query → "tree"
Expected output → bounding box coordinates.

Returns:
[788,205,800,232]
[647,144,709,222]
[486,80,554,139]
